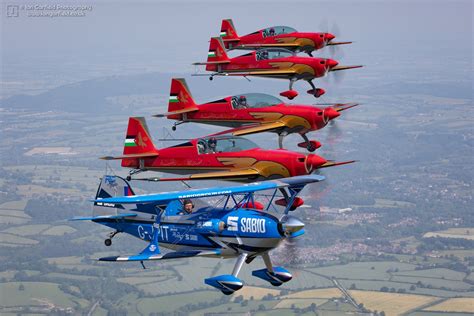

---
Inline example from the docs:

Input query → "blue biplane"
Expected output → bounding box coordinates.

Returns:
[72,174,324,294]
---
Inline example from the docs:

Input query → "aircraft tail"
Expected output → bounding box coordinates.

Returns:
[164,78,199,119]
[69,175,138,220]
[123,117,159,156]
[220,19,240,46]
[99,117,160,165]
[95,175,135,200]
[204,37,230,71]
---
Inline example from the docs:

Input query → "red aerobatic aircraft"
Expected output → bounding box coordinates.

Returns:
[193,37,361,99]
[101,117,354,182]
[155,78,357,151]
[219,19,352,56]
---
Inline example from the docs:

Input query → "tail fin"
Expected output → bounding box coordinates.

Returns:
[96,175,135,200]
[93,175,136,217]
[220,19,239,45]
[207,37,230,65]
[168,78,198,115]
[123,117,159,156]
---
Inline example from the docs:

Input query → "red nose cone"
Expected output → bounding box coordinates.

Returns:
[325,33,335,41]
[324,108,340,121]
[327,59,339,68]
[306,154,327,171]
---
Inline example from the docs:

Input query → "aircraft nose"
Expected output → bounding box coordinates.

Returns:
[306,154,327,172]
[324,107,340,123]
[327,59,339,68]
[325,33,335,42]
[280,215,305,234]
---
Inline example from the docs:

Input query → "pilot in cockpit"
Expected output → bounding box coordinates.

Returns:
[236,95,248,109]
[178,199,194,215]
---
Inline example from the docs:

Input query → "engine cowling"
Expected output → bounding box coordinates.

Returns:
[196,219,226,234]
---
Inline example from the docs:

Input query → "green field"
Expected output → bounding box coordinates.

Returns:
[0,282,78,309]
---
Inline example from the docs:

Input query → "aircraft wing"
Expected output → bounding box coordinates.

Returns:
[131,168,261,183]
[70,213,138,221]
[208,122,286,137]
[99,249,221,262]
[221,69,297,76]
[192,69,298,78]
[233,43,300,48]
[95,174,325,204]
[154,107,199,118]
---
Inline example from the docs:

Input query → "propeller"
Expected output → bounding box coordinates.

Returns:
[305,154,328,173]
[274,215,305,265]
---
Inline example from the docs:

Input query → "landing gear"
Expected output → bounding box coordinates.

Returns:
[205,253,247,295]
[298,134,322,152]
[104,231,120,247]
[127,167,145,181]
[307,80,325,98]
[252,253,293,286]
[280,77,298,100]
[209,76,214,81]
[278,131,288,149]
[171,121,184,131]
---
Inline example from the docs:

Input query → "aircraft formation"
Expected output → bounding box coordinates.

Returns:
[74,19,361,295]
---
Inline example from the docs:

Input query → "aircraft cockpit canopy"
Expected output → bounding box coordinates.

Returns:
[231,93,283,109]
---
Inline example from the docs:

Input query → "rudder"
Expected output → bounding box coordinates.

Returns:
[220,19,239,47]
[168,78,197,114]
[206,37,230,71]
[123,117,159,156]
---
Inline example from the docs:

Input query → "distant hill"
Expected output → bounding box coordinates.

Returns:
[1,72,471,113]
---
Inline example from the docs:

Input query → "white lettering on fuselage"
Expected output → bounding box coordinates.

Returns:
[240,218,266,233]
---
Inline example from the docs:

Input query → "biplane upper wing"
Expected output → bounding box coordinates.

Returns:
[95,174,325,205]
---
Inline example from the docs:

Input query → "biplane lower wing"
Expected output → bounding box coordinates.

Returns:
[99,249,221,262]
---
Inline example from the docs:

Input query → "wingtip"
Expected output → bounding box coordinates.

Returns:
[98,256,119,262]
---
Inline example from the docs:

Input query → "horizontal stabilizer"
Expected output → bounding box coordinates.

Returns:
[192,60,231,66]
[99,249,220,262]
[100,152,159,160]
[154,107,199,118]
[70,213,137,221]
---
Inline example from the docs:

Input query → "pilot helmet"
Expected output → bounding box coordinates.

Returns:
[208,137,217,145]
